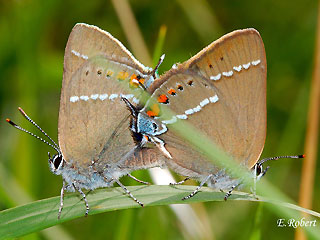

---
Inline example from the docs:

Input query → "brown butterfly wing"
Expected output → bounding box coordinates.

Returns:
[62,23,149,80]
[147,29,266,177]
[59,24,162,172]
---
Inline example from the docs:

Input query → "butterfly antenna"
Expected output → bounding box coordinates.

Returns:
[6,109,60,154]
[151,54,165,78]
[17,107,60,149]
[257,154,305,165]
[121,97,138,117]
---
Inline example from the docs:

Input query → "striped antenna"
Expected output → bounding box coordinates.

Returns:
[18,107,60,149]
[257,155,305,166]
[151,54,165,78]
[6,108,60,154]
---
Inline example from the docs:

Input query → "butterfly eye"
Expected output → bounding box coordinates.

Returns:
[255,164,262,176]
[152,122,158,131]
[53,154,63,169]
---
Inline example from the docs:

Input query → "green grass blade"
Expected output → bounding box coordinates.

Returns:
[0,185,319,239]
[152,25,167,66]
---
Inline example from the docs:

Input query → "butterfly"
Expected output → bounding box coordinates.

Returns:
[125,27,303,200]
[7,24,303,218]
[7,23,166,218]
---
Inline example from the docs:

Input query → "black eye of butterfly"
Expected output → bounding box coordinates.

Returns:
[152,123,158,131]
[256,165,262,175]
[53,155,62,169]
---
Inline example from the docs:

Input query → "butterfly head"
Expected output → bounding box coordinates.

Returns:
[251,162,269,181]
[137,112,167,136]
[6,107,66,176]
[48,152,65,175]
[252,155,304,180]
[122,97,167,138]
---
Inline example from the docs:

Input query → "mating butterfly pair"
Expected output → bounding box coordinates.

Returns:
[7,24,303,218]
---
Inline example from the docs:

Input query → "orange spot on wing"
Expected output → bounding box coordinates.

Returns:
[147,103,160,117]
[129,74,139,88]
[130,74,137,80]
[168,89,176,95]
[158,94,169,104]
[129,74,144,88]
[147,111,156,117]
[138,78,145,84]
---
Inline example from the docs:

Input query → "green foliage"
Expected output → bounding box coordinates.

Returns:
[0,0,319,239]
[0,186,319,239]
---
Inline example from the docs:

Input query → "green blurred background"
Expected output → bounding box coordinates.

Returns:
[0,0,319,239]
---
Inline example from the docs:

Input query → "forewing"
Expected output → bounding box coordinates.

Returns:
[59,24,160,170]
[62,23,150,84]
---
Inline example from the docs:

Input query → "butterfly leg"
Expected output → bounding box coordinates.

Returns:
[170,177,190,185]
[58,181,67,219]
[73,182,90,217]
[115,179,144,207]
[251,164,258,198]
[182,175,212,200]
[224,183,241,200]
[151,137,172,159]
[127,173,150,185]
